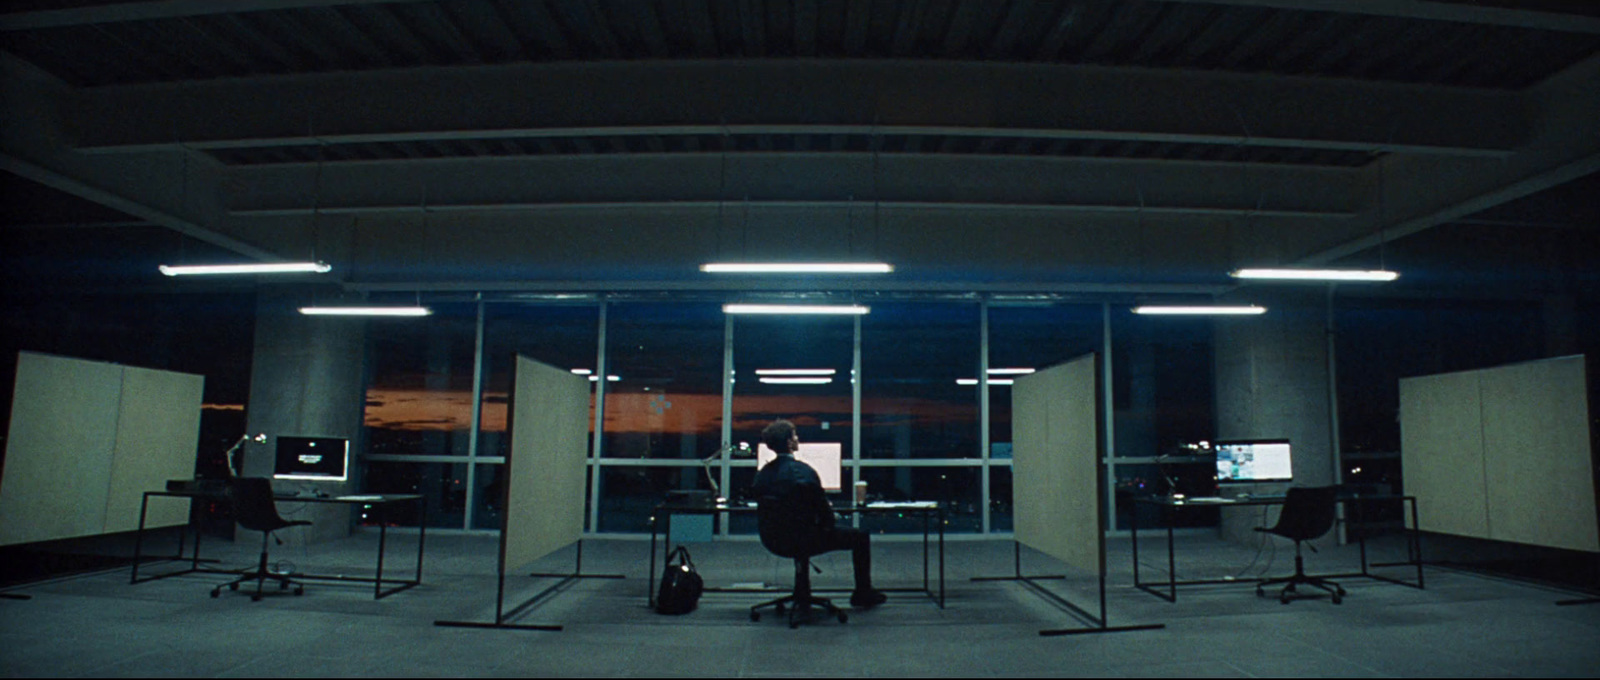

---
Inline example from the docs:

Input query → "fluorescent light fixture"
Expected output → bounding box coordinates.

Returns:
[701,262,893,274]
[570,368,593,375]
[760,377,833,385]
[298,306,433,317]
[958,378,1015,386]
[1231,268,1398,282]
[755,369,838,376]
[1132,305,1267,316]
[588,375,620,382]
[987,368,1036,375]
[160,261,331,276]
[723,304,870,315]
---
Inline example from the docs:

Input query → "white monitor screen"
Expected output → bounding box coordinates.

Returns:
[273,436,349,482]
[756,442,843,492]
[1215,439,1293,483]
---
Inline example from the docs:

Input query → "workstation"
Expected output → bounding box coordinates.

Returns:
[3,1,1600,676]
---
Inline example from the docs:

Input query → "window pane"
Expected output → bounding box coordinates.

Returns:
[858,466,981,533]
[362,460,467,528]
[989,465,1013,533]
[732,313,855,467]
[596,466,713,533]
[479,304,600,459]
[363,303,479,458]
[1109,308,1214,459]
[987,304,1102,459]
[861,303,980,459]
[601,303,725,460]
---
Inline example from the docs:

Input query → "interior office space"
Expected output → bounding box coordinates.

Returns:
[2,1,1599,677]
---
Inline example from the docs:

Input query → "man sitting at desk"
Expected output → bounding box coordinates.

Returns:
[750,419,887,609]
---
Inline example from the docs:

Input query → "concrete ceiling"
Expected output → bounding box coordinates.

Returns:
[2,0,1597,302]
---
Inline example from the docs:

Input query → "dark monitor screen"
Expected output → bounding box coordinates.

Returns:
[1214,439,1293,484]
[273,436,349,482]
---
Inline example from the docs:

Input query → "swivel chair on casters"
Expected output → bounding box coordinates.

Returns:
[211,477,311,601]
[1254,485,1347,604]
[749,488,847,628]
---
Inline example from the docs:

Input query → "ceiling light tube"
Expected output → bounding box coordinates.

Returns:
[987,368,1036,375]
[160,261,331,276]
[759,377,833,385]
[701,262,893,274]
[755,369,838,376]
[298,306,433,317]
[1132,305,1267,316]
[723,304,870,315]
[1231,268,1398,282]
[958,378,1015,386]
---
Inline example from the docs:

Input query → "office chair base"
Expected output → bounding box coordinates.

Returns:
[211,547,305,601]
[750,593,847,628]
[1257,577,1345,605]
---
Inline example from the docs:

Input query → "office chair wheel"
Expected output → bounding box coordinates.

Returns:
[1332,592,1342,605]
[750,611,761,622]
[293,586,304,596]
[279,581,289,590]
[774,603,786,615]
[250,593,262,602]
[229,582,239,591]
[837,611,848,623]
[210,588,220,598]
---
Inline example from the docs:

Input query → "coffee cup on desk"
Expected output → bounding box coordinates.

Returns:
[854,480,869,504]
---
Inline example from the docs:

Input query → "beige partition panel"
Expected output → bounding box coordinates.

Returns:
[0,352,204,546]
[0,353,123,546]
[1401,356,1598,553]
[1479,356,1597,552]
[103,365,206,534]
[1400,370,1490,539]
[1012,353,1101,572]
[502,355,590,569]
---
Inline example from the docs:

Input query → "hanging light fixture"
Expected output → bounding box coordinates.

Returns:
[1230,268,1398,282]
[1132,305,1267,316]
[298,306,432,317]
[701,262,893,274]
[723,304,870,315]
[160,141,333,277]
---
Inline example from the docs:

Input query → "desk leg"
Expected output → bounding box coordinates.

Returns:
[1165,522,1177,602]
[938,507,946,608]
[922,509,930,596]
[375,522,388,600]
[131,493,150,584]
[416,497,428,586]
[1410,498,1424,589]
[648,514,659,609]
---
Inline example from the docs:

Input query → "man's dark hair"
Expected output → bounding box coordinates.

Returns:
[761,419,796,453]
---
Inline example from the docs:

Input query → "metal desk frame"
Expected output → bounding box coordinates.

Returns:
[131,490,427,600]
[648,501,946,609]
[1131,494,1425,602]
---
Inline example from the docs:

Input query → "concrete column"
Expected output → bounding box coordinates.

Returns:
[1212,288,1334,542]
[240,286,368,544]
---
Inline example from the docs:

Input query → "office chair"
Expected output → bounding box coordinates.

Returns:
[749,485,848,628]
[211,477,311,601]
[1254,485,1347,604]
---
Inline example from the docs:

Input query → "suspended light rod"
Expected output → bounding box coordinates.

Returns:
[723,304,870,315]
[160,262,331,276]
[299,306,433,317]
[701,262,893,274]
[1231,268,1398,282]
[1133,305,1267,316]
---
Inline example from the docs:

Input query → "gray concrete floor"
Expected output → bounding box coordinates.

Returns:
[2,528,1597,677]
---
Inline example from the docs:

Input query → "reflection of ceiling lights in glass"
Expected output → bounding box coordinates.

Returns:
[987,368,1035,375]
[755,369,838,376]
[1132,305,1266,316]
[298,306,432,317]
[723,304,870,315]
[759,377,833,385]
[1231,268,1398,282]
[588,375,620,382]
[570,368,593,375]
[161,261,331,276]
[957,378,1015,385]
[701,262,893,274]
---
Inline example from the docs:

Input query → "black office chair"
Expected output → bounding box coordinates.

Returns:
[749,486,848,628]
[1254,485,1347,604]
[211,477,311,601]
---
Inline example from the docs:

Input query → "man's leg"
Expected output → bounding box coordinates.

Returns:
[825,527,886,607]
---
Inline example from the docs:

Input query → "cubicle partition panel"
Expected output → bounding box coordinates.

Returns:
[436,354,620,632]
[985,352,1163,636]
[1401,355,1598,554]
[0,352,202,547]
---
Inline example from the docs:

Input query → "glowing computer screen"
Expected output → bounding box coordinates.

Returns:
[1214,439,1293,484]
[756,442,843,492]
[273,436,349,482]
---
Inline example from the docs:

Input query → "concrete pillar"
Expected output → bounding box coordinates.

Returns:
[1212,288,1334,542]
[240,286,368,544]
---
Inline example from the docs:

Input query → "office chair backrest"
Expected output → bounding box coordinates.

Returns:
[756,484,828,560]
[229,477,293,533]
[1267,485,1339,542]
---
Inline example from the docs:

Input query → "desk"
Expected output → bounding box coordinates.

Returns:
[1131,494,1424,602]
[648,501,945,609]
[130,490,427,599]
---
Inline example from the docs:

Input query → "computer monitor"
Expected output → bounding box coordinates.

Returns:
[273,436,349,482]
[756,442,843,492]
[1214,439,1293,484]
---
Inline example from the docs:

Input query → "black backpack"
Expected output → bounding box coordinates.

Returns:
[655,545,704,615]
